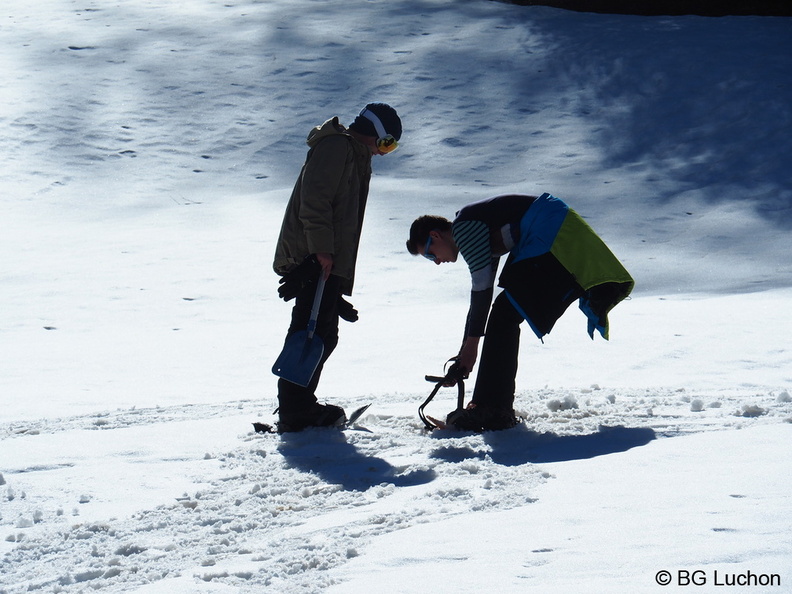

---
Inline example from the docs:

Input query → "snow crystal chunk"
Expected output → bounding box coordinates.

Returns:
[0,473,5,485]
[739,404,766,417]
[115,543,147,556]
[73,569,104,583]
[15,517,34,528]
[777,391,791,403]
[201,571,230,582]
[547,396,579,412]
[690,399,705,412]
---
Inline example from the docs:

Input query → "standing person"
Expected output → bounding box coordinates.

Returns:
[272,102,402,433]
[406,193,634,432]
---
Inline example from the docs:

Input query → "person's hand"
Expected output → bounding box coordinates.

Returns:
[439,349,474,387]
[316,252,333,279]
[277,255,321,301]
[338,296,358,322]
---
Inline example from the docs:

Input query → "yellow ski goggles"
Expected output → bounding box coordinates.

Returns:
[361,108,399,154]
[376,134,399,154]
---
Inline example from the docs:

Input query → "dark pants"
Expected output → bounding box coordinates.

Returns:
[277,275,341,415]
[471,291,524,410]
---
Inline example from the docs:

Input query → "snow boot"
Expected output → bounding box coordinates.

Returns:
[277,402,347,433]
[446,403,518,432]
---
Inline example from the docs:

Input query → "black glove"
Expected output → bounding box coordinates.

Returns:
[338,296,358,323]
[277,255,321,301]
[446,358,469,381]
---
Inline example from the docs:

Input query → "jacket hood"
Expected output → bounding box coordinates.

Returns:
[306,116,347,148]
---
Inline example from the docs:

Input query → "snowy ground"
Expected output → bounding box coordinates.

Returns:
[2,0,791,592]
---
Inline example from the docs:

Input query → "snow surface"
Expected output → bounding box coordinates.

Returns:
[1,0,791,592]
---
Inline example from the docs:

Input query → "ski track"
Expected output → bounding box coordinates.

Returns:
[2,388,790,593]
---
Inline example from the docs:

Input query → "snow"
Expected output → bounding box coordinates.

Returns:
[1,0,791,592]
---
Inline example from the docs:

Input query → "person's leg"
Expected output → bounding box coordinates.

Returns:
[471,291,523,410]
[447,293,522,431]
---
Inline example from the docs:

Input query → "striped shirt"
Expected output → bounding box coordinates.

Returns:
[451,194,537,336]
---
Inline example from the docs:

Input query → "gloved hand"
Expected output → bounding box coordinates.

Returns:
[446,359,469,381]
[440,357,468,387]
[338,296,358,323]
[277,255,322,301]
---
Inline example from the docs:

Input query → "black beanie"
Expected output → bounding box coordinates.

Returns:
[348,102,402,141]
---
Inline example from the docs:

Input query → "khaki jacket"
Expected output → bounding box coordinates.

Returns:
[273,117,372,295]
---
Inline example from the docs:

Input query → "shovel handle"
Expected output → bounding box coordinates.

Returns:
[306,274,326,338]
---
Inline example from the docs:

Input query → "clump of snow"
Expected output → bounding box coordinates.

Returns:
[547,396,579,412]
[739,404,767,418]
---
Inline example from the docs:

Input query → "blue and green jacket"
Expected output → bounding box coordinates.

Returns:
[452,193,634,340]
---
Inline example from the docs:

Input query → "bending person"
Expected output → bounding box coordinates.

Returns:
[407,193,634,431]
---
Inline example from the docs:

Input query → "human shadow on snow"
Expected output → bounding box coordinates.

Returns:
[431,424,656,466]
[277,430,436,492]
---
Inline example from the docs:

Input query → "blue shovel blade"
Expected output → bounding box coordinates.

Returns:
[272,330,325,387]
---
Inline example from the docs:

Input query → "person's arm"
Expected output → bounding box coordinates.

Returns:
[452,220,498,374]
[299,136,349,274]
[457,335,480,377]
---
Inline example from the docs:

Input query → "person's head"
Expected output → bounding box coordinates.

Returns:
[406,215,458,265]
[348,102,402,156]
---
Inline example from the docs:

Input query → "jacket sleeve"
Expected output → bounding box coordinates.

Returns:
[299,135,350,255]
[453,220,498,337]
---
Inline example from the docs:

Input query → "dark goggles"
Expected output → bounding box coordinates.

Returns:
[423,234,437,261]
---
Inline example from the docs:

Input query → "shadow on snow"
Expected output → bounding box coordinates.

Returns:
[431,424,657,465]
[277,424,655,492]
[277,430,436,492]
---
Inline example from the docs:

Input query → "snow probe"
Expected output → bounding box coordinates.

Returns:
[272,274,326,387]
[419,359,467,430]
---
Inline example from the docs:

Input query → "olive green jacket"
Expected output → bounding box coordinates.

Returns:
[273,117,372,295]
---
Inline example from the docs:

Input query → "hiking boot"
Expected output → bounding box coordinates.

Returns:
[446,403,518,432]
[277,403,347,433]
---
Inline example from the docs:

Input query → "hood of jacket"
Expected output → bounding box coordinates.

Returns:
[306,116,347,148]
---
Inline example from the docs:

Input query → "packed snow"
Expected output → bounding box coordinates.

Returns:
[1,0,791,592]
